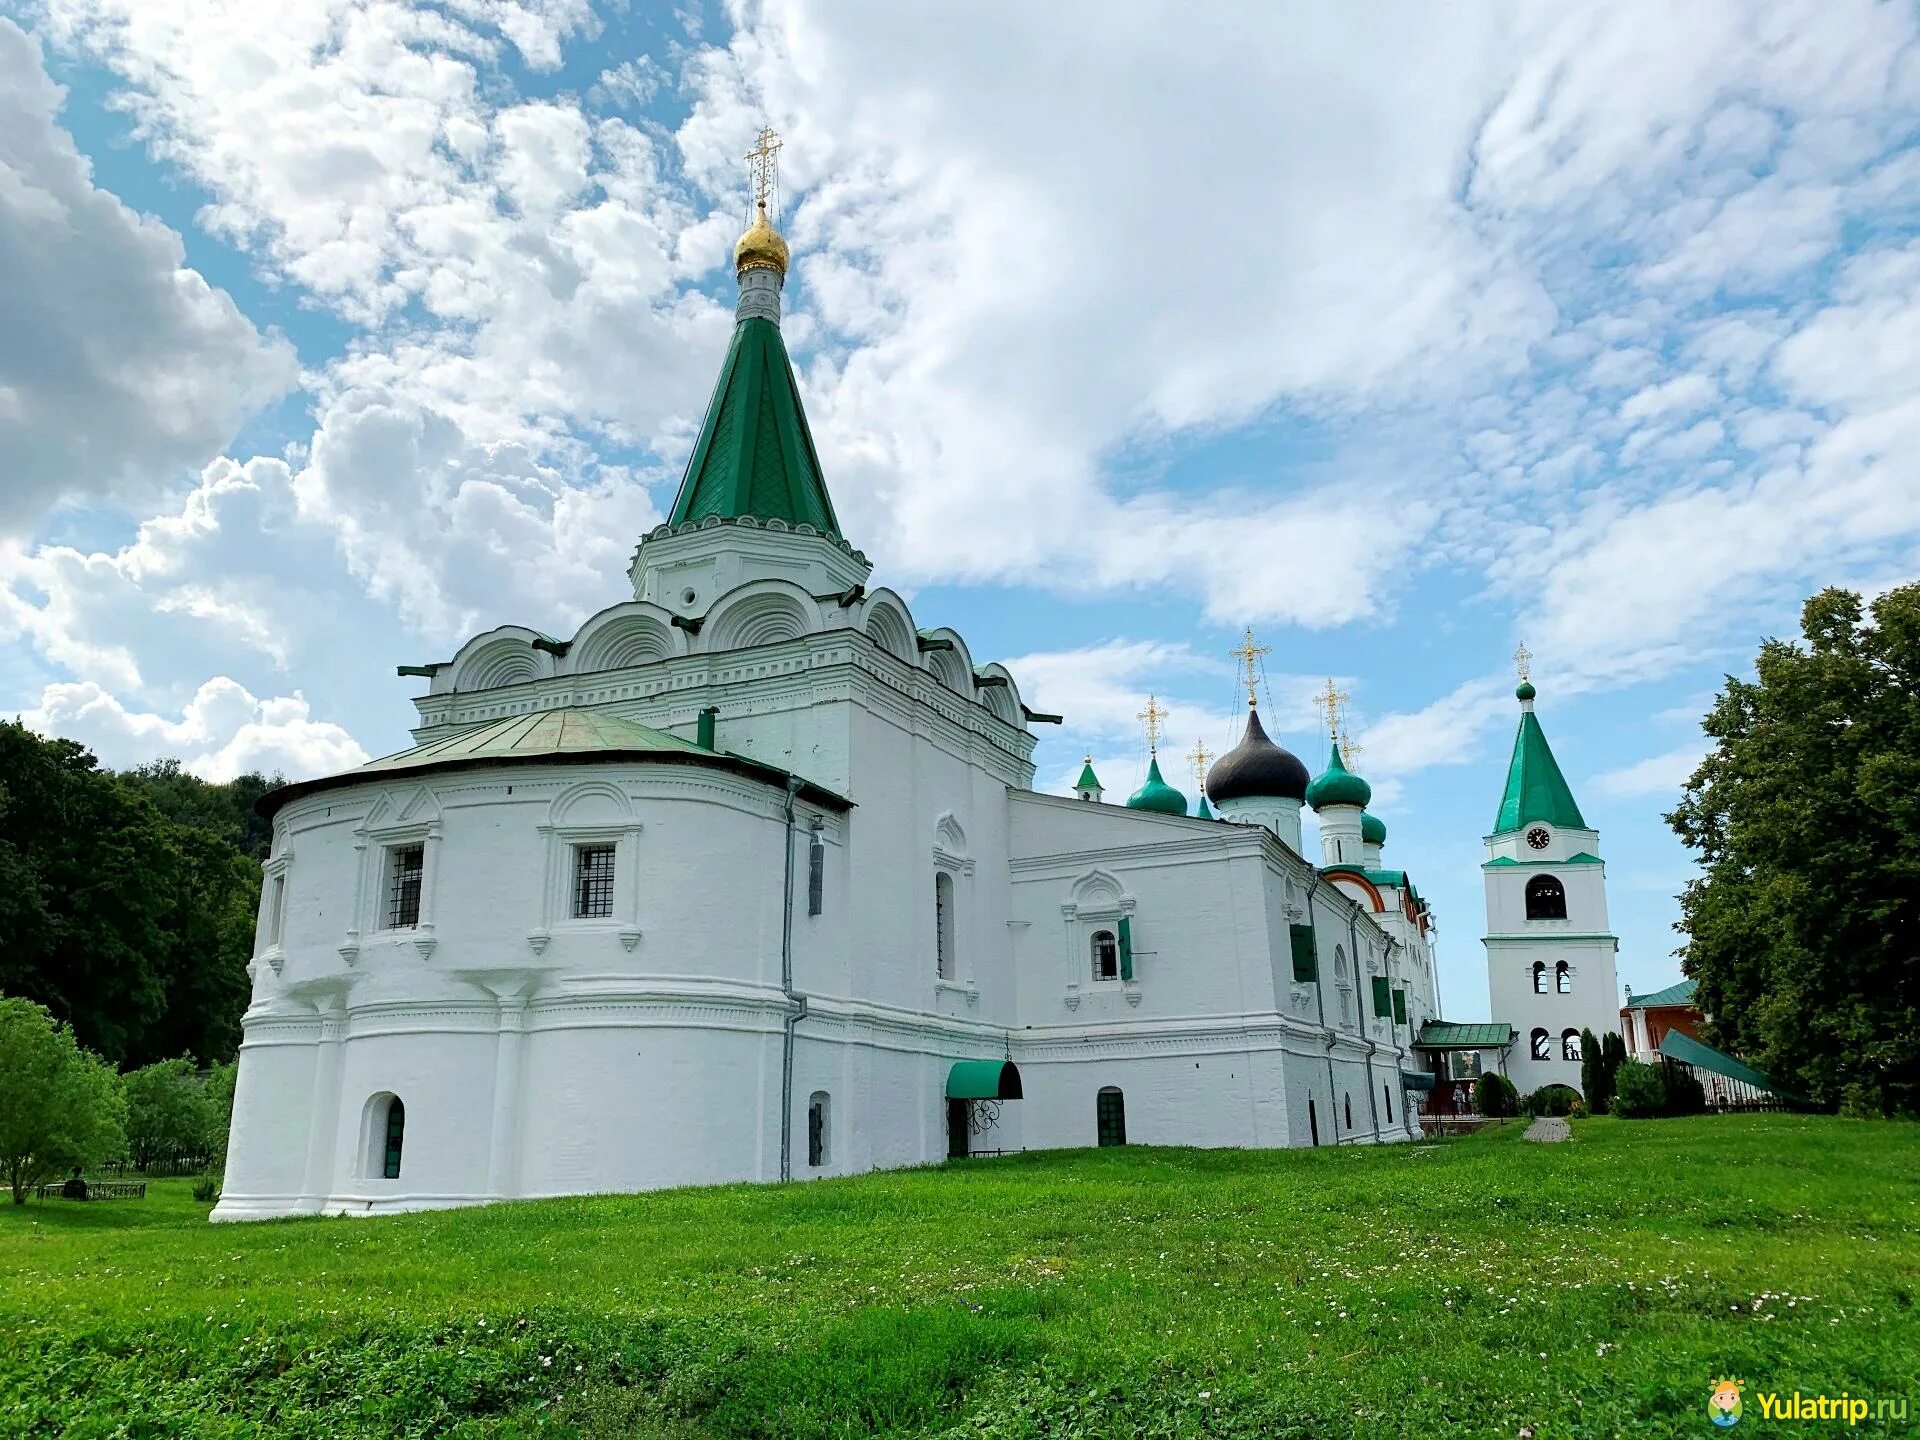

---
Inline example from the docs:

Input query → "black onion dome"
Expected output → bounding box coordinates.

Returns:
[1206,705,1309,804]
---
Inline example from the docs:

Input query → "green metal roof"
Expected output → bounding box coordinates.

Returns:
[667,316,839,536]
[1492,703,1587,833]
[1126,755,1188,815]
[1484,852,1602,868]
[946,1060,1023,1100]
[1075,759,1103,792]
[1415,1022,1516,1049]
[1625,978,1697,1010]
[258,706,850,818]
[1360,810,1386,845]
[1306,741,1371,810]
[1195,794,1215,819]
[1658,1029,1789,1096]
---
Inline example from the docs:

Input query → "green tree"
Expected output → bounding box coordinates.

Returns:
[122,1058,215,1169]
[1668,584,1920,1116]
[1578,1028,1604,1113]
[202,1060,238,1170]
[1611,1060,1669,1119]
[0,997,127,1203]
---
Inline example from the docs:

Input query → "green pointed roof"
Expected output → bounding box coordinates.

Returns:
[1126,755,1188,815]
[1493,692,1587,833]
[1306,742,1371,810]
[1075,758,1103,793]
[1196,794,1214,819]
[667,316,839,536]
[258,706,849,818]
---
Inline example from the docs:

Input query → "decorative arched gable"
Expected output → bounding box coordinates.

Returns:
[447,627,553,693]
[704,582,818,653]
[570,604,679,673]
[860,589,917,664]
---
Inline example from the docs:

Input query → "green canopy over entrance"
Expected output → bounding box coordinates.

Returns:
[946,1060,1023,1100]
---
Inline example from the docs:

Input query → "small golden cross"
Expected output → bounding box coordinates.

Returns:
[1187,738,1213,792]
[1513,641,1532,682]
[1229,626,1271,708]
[1339,731,1362,768]
[745,125,782,217]
[1137,694,1169,752]
[1316,677,1349,742]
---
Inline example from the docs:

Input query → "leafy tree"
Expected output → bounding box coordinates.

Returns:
[1611,1060,1668,1119]
[0,997,127,1203]
[1474,1072,1520,1118]
[202,1060,238,1170]
[122,1058,214,1169]
[1669,584,1920,1116]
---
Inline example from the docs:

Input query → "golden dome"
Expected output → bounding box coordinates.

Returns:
[733,200,789,278]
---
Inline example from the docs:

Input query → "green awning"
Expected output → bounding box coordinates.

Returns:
[1400,1071,1436,1092]
[946,1060,1023,1100]
[1658,1029,1795,1097]
[1415,1021,1516,1050]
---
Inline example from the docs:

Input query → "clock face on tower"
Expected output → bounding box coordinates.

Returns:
[1525,826,1551,850]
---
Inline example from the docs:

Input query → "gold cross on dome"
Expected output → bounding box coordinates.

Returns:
[1513,641,1533,683]
[1137,694,1168,752]
[745,126,782,218]
[1339,730,1362,768]
[1316,677,1349,742]
[1187,738,1213,791]
[1230,626,1271,708]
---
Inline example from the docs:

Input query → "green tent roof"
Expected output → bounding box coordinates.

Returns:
[1415,1022,1516,1049]
[1195,794,1215,819]
[1493,703,1587,834]
[667,316,839,536]
[1075,759,1103,792]
[1625,978,1697,1010]
[258,706,849,818]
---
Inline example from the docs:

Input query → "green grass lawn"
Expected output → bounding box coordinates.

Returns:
[2,1116,1916,1439]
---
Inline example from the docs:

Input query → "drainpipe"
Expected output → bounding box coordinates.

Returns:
[1300,874,1340,1144]
[1353,905,1381,1141]
[778,775,807,1181]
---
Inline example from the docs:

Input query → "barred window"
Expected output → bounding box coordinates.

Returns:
[385,845,424,929]
[1090,929,1119,981]
[573,843,616,919]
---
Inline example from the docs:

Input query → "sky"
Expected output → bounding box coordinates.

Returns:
[3,1,1917,1020]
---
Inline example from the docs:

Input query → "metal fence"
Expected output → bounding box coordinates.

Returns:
[93,1151,212,1178]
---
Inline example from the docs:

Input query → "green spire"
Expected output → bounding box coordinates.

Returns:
[1195,794,1215,820]
[1126,756,1188,815]
[668,316,839,535]
[1074,757,1103,794]
[1306,741,1371,810]
[1493,686,1587,832]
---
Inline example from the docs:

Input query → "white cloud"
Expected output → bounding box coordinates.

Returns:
[19,677,368,781]
[0,17,294,533]
[1589,744,1709,801]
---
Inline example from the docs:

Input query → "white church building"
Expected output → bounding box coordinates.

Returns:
[214,184,1451,1220]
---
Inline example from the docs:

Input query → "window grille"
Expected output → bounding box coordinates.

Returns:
[1096,1087,1126,1146]
[1091,930,1119,980]
[382,1097,405,1179]
[573,843,616,919]
[935,872,955,979]
[385,845,424,929]
[807,1092,829,1167]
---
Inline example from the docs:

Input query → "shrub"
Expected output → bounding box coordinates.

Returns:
[1612,1060,1669,1118]
[0,996,127,1203]
[1474,1072,1521,1118]
[1568,1097,1587,1118]
[191,1175,220,1203]
[1524,1084,1579,1118]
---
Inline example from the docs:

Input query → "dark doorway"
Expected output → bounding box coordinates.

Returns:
[946,1098,969,1159]
[1096,1087,1126,1146]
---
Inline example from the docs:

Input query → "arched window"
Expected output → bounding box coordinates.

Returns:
[1096,1087,1126,1146]
[808,1091,830,1167]
[368,1094,404,1179]
[1525,874,1567,920]
[1334,945,1348,979]
[1532,961,1548,994]
[1561,1029,1582,1062]
[1556,961,1572,994]
[1531,1027,1551,1061]
[1091,929,1119,981]
[934,872,955,980]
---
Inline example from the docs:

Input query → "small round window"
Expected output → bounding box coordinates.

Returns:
[681,588,698,606]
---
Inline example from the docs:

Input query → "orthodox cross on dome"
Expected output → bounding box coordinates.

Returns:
[1137,694,1169,754]
[746,125,782,221]
[1513,641,1533,683]
[1315,677,1350,744]
[1230,627,1271,708]
[1339,731,1362,768]
[1187,738,1213,795]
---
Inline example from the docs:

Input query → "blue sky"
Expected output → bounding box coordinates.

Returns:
[3,1,1917,1020]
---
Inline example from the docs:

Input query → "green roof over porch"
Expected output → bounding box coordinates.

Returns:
[1415,1022,1516,1049]
[946,1060,1023,1100]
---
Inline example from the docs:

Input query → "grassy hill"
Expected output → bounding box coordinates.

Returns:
[3,1115,1916,1438]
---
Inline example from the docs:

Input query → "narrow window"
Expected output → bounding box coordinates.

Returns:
[266,872,286,947]
[1371,975,1391,1019]
[1525,874,1567,920]
[382,1096,405,1179]
[1344,1094,1353,1129]
[1531,1027,1551,1061]
[807,1091,829,1167]
[1556,961,1572,994]
[385,844,424,929]
[1096,1087,1126,1146]
[573,843,616,919]
[1091,929,1119,981]
[935,871,956,980]
[1383,1084,1393,1124]
[1289,924,1318,983]
[807,825,824,917]
[1391,988,1407,1025]
[1308,1096,1319,1147]
[1562,1029,1582,1061]
[1532,961,1548,994]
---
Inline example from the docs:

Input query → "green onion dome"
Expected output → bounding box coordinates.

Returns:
[1361,810,1387,845]
[1126,755,1189,815]
[1306,742,1372,811]
[1516,680,1536,702]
